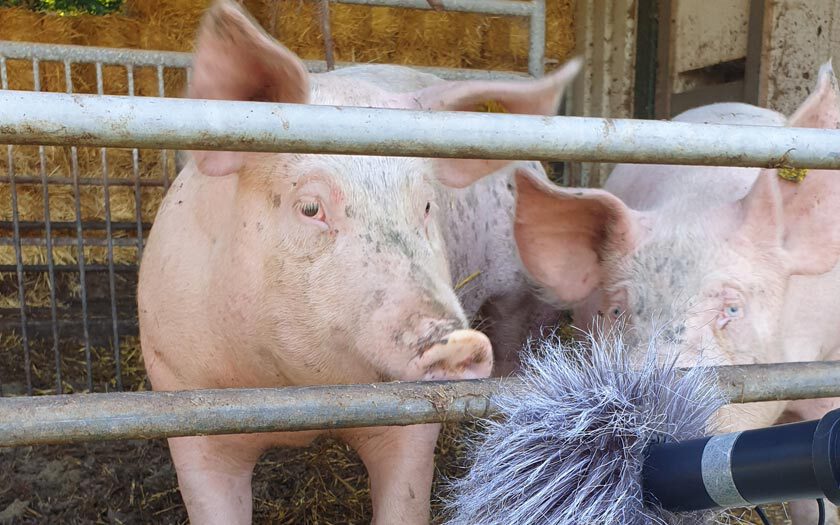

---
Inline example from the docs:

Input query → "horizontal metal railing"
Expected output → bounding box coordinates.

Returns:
[2,361,840,447]
[1,90,839,168]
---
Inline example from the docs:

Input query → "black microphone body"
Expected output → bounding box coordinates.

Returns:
[644,408,840,512]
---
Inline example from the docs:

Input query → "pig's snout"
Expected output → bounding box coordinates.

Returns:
[405,329,493,381]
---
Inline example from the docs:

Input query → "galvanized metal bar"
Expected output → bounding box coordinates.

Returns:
[1,90,839,168]
[1,57,33,397]
[0,220,151,232]
[0,237,145,248]
[333,0,535,15]
[528,0,545,77]
[64,60,93,393]
[32,59,63,394]
[0,263,138,273]
[156,65,170,194]
[2,361,840,447]
[0,174,167,188]
[0,41,528,80]
[95,63,123,392]
[319,0,336,72]
[126,65,145,261]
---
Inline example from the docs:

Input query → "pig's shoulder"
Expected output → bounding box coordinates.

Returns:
[673,102,786,127]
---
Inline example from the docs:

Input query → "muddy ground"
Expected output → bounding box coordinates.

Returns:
[0,416,801,525]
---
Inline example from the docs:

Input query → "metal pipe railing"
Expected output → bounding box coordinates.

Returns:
[0,40,528,81]
[2,361,840,447]
[0,90,839,168]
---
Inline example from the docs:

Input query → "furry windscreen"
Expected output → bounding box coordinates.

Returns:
[443,329,726,525]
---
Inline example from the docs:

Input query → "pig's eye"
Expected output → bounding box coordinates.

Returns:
[424,202,431,216]
[725,305,740,317]
[300,202,320,218]
[610,307,622,318]
[717,303,744,329]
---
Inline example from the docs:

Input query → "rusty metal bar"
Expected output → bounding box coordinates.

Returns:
[126,64,145,262]
[94,63,123,392]
[32,58,64,394]
[1,56,33,397]
[64,59,94,394]
[1,90,840,168]
[2,361,840,447]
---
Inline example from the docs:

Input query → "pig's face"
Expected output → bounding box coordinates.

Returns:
[576,203,791,364]
[181,0,580,381]
[252,153,469,380]
[513,61,840,367]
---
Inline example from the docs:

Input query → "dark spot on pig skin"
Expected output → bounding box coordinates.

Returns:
[409,486,415,499]
[345,205,353,218]
[256,222,264,232]
[367,289,386,310]
[242,221,247,228]
[272,194,282,208]
[177,200,183,205]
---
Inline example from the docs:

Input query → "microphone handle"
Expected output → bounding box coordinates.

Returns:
[642,408,840,512]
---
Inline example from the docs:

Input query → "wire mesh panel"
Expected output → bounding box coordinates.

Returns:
[0,50,185,396]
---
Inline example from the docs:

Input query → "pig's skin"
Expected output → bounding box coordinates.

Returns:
[512,62,840,524]
[138,2,577,524]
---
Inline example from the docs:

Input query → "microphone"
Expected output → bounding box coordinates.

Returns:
[643,408,840,513]
[444,331,840,525]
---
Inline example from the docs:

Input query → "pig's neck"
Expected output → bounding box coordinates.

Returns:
[783,264,840,363]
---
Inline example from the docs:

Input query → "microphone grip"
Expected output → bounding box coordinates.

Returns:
[642,408,840,512]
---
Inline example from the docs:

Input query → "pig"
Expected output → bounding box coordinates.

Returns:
[137,1,576,523]
[510,61,840,524]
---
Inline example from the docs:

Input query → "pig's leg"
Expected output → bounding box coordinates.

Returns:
[779,398,840,525]
[167,435,263,525]
[338,424,441,525]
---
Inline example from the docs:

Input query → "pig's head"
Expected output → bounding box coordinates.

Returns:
[512,61,840,367]
[185,1,579,381]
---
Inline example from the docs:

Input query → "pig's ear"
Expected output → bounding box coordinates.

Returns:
[739,65,840,275]
[411,57,582,188]
[513,168,643,304]
[739,170,840,276]
[187,0,310,176]
[787,60,840,129]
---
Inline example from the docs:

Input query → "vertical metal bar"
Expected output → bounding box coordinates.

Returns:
[32,59,63,394]
[65,60,93,393]
[319,0,336,71]
[96,62,122,391]
[654,0,675,119]
[157,65,170,193]
[2,56,33,396]
[126,65,143,260]
[743,0,767,106]
[528,0,546,77]
[633,0,659,120]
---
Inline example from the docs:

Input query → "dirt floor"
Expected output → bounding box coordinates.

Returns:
[0,425,798,525]
[0,423,478,525]
[0,338,814,525]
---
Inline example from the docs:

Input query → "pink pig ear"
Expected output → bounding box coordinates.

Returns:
[787,60,840,130]
[187,0,310,177]
[512,167,644,304]
[738,64,840,276]
[739,169,840,276]
[406,58,582,189]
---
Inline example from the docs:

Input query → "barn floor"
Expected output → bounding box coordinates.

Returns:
[0,338,811,525]
[0,421,801,525]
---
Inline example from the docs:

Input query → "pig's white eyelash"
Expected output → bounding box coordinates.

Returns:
[299,202,321,218]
